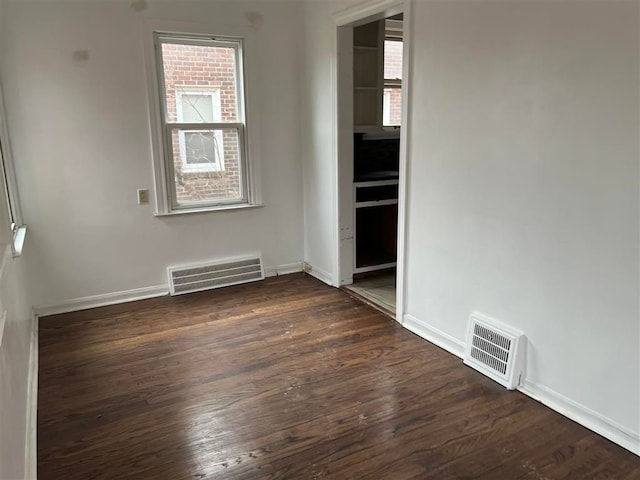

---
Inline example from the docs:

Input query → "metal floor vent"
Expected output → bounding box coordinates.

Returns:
[168,255,264,296]
[463,312,526,390]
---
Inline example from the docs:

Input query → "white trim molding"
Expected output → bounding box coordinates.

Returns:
[12,225,26,258]
[264,262,303,278]
[402,312,639,456]
[0,83,25,230]
[33,285,169,317]
[518,379,640,456]
[402,313,466,358]
[0,242,12,279]
[333,0,412,325]
[33,264,306,317]
[24,314,38,480]
[0,245,10,348]
[0,310,5,348]
[394,0,412,326]
[333,0,403,26]
[143,22,263,216]
[304,263,335,287]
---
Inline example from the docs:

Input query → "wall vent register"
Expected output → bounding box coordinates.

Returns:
[463,312,526,390]
[168,255,264,295]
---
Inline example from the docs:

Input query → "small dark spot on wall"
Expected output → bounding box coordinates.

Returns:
[72,50,90,65]
[131,0,148,13]
[244,11,264,29]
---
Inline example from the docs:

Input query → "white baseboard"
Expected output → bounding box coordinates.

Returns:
[33,262,306,317]
[402,312,639,456]
[264,262,303,277]
[518,379,640,456]
[24,314,38,480]
[33,285,169,317]
[402,313,465,358]
[304,263,334,286]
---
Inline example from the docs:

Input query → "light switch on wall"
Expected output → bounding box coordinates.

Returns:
[137,189,149,205]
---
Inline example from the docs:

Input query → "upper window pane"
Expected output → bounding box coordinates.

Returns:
[0,138,14,227]
[181,94,215,123]
[160,42,239,123]
[384,40,403,81]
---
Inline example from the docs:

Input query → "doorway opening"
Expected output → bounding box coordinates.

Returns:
[337,10,406,318]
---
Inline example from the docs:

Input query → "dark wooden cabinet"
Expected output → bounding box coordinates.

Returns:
[354,180,398,272]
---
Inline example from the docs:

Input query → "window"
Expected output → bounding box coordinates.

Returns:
[176,89,224,172]
[153,33,254,212]
[383,37,403,127]
[0,84,25,256]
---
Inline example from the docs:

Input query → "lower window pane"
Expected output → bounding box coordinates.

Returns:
[170,128,243,205]
[184,131,217,166]
[383,87,402,126]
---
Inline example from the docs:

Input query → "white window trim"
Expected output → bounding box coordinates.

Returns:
[0,83,26,256]
[382,85,402,127]
[178,129,225,173]
[157,35,245,210]
[383,37,403,128]
[143,20,263,216]
[383,89,391,127]
[175,88,225,172]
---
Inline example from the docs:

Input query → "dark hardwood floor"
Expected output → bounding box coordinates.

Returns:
[38,273,639,479]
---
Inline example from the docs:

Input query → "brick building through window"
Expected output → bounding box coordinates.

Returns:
[383,39,402,126]
[158,39,245,206]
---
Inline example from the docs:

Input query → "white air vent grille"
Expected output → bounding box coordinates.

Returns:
[168,256,264,296]
[464,312,526,390]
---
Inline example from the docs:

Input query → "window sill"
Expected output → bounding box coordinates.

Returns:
[12,225,26,257]
[154,203,264,217]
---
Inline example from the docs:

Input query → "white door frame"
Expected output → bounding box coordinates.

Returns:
[333,0,412,323]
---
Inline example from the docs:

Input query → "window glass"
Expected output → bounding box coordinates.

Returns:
[161,43,239,123]
[184,131,216,165]
[383,39,403,127]
[383,87,402,127]
[383,40,403,81]
[181,94,215,123]
[170,128,241,203]
[156,35,248,209]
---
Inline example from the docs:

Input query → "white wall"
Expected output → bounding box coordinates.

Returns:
[2,0,305,308]
[1,0,639,463]
[300,0,340,285]
[0,247,34,480]
[404,0,639,451]
[0,2,37,477]
[301,0,640,453]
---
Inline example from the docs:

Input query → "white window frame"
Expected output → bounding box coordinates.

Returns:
[382,89,392,126]
[383,36,402,128]
[146,26,263,215]
[175,88,225,172]
[0,84,26,256]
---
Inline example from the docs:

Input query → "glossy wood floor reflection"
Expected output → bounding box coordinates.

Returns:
[38,274,640,480]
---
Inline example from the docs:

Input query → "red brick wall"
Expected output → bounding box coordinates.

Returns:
[387,88,402,126]
[384,40,402,80]
[161,43,242,204]
[384,40,402,126]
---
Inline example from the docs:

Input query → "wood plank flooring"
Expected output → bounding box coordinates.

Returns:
[38,273,640,479]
